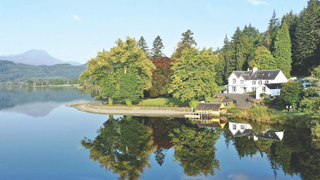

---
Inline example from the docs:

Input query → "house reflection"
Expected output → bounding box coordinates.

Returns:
[228,122,284,141]
[195,118,227,129]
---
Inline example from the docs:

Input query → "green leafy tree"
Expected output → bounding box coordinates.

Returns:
[281,81,304,108]
[137,36,149,54]
[169,125,220,176]
[249,46,276,70]
[119,68,141,106]
[272,20,292,77]
[300,97,320,117]
[169,47,219,102]
[151,35,164,58]
[313,65,320,79]
[80,37,155,105]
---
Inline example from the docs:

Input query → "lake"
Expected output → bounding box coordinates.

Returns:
[0,86,318,180]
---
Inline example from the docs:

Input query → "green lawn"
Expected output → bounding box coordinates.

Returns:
[218,86,225,92]
[137,97,189,107]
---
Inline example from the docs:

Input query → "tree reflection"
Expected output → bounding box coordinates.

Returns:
[81,116,154,180]
[169,124,221,176]
[227,120,320,180]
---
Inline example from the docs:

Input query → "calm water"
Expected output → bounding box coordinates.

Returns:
[0,87,318,180]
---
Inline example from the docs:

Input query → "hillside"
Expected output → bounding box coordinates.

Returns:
[0,49,81,66]
[0,60,87,82]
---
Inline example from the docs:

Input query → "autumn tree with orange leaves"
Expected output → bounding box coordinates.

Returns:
[150,57,175,97]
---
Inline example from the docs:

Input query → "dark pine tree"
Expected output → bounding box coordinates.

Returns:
[151,35,164,58]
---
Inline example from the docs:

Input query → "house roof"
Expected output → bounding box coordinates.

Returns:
[265,83,283,89]
[233,69,281,80]
[195,102,223,111]
[231,129,283,141]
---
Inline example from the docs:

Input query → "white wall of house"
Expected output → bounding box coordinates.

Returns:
[256,85,281,99]
[274,70,288,83]
[228,69,288,99]
[228,122,252,135]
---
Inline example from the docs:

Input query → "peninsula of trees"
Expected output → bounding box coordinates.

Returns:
[80,0,320,106]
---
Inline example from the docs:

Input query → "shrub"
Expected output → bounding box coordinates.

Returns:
[189,100,199,109]
[307,119,320,137]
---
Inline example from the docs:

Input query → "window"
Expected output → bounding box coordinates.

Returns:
[232,87,236,92]
[265,80,269,84]
[232,78,236,84]
[240,125,245,129]
[252,87,256,92]
[262,86,266,92]
[240,80,244,84]
[252,81,256,85]
[233,124,236,130]
[255,74,259,77]
[258,81,262,85]
[268,73,273,76]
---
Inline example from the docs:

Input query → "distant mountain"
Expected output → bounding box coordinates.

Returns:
[0,49,81,66]
[0,60,87,82]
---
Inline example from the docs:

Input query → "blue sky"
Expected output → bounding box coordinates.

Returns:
[0,0,308,64]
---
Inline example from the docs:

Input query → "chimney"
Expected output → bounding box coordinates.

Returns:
[253,67,258,72]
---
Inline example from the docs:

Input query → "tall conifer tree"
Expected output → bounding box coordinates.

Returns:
[171,29,197,60]
[292,0,320,74]
[137,36,149,54]
[232,27,247,71]
[273,20,292,77]
[264,10,280,52]
[152,36,164,58]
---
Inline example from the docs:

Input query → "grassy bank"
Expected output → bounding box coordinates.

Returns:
[230,105,312,128]
[101,95,219,108]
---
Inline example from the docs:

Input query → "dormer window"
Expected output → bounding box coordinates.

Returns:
[268,73,273,76]
[255,74,259,77]
[240,80,244,84]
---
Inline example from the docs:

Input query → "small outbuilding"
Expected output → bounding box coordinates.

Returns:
[196,118,227,129]
[194,102,226,116]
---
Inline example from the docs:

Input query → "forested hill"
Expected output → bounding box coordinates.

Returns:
[0,60,87,82]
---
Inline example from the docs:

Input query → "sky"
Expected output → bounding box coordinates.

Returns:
[0,0,308,64]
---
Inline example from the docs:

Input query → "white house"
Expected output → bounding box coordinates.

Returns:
[256,83,282,99]
[227,67,288,99]
[228,122,284,141]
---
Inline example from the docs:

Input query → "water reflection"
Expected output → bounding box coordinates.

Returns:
[0,86,97,117]
[82,116,221,179]
[223,120,320,180]
[81,116,155,180]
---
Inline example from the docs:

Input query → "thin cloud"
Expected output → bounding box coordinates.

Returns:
[72,15,80,21]
[246,0,268,5]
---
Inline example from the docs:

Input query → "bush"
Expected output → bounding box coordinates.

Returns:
[189,100,199,109]
[307,119,320,137]
[95,95,103,101]
[249,105,271,121]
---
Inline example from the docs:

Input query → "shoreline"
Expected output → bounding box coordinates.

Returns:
[66,101,191,118]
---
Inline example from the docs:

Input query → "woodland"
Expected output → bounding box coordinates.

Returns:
[80,0,320,106]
